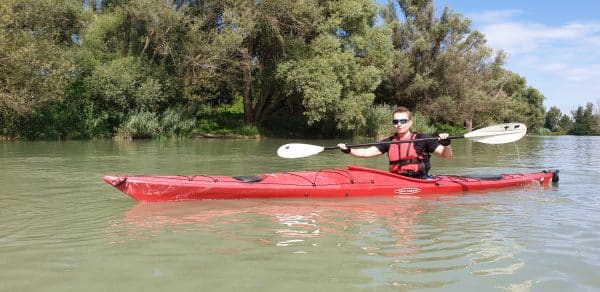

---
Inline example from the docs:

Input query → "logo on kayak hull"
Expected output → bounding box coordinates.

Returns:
[394,187,422,195]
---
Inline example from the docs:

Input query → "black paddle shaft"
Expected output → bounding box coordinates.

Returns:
[323,135,464,150]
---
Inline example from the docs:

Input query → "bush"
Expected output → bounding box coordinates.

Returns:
[361,104,395,138]
[537,127,552,136]
[118,111,160,139]
[410,112,436,134]
[161,107,196,138]
[435,123,466,135]
[238,125,259,136]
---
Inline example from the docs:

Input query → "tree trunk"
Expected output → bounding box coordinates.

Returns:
[255,87,279,124]
[253,88,271,124]
[243,60,254,125]
[464,117,473,131]
[122,12,131,57]
[140,31,153,58]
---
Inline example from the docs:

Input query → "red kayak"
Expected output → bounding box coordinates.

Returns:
[103,165,558,202]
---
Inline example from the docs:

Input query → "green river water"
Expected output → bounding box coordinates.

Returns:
[1,136,599,291]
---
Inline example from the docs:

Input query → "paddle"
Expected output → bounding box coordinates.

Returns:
[277,122,527,159]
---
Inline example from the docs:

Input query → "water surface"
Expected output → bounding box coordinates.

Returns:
[1,137,599,291]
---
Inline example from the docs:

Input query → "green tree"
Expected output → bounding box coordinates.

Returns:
[433,31,507,130]
[380,0,442,109]
[0,0,81,137]
[77,0,186,136]
[558,114,573,134]
[82,0,188,63]
[490,70,546,133]
[277,0,393,131]
[545,106,562,132]
[177,0,324,125]
[379,0,509,130]
[571,102,597,135]
[511,87,546,133]
[595,99,600,134]
[84,56,177,130]
[0,0,557,139]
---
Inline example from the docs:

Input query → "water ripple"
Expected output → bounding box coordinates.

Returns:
[2,137,600,291]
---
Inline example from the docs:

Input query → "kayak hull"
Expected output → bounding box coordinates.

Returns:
[103,165,558,202]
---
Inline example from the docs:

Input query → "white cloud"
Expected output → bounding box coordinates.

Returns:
[541,63,568,71]
[539,63,600,81]
[479,21,597,54]
[561,66,600,81]
[464,10,600,112]
[468,9,522,23]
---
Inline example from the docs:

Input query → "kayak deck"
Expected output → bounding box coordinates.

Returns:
[103,165,558,202]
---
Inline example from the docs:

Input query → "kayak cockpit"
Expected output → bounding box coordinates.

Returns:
[233,175,265,183]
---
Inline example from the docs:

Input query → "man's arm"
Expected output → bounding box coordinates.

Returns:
[338,144,383,158]
[433,144,452,159]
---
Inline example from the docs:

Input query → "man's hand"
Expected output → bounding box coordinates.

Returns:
[337,143,351,154]
[438,133,451,146]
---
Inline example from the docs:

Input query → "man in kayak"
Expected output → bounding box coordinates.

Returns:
[338,106,452,179]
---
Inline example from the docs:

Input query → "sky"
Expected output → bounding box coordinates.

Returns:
[431,0,600,114]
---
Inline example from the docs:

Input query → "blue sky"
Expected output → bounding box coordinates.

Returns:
[433,0,600,114]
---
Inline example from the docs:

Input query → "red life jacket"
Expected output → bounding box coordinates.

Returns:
[388,133,428,177]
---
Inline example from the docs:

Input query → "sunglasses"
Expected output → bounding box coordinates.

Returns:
[392,119,409,125]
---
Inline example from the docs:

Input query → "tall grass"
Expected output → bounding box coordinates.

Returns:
[161,107,196,138]
[117,107,197,139]
[362,104,395,139]
[410,112,436,134]
[118,111,160,139]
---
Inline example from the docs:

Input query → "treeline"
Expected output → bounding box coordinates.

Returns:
[0,0,595,140]
[545,103,600,135]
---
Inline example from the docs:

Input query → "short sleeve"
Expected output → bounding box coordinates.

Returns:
[376,137,392,153]
[421,133,440,152]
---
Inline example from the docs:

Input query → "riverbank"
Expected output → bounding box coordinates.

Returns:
[192,133,262,139]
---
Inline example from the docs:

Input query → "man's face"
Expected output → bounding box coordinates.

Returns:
[392,112,411,134]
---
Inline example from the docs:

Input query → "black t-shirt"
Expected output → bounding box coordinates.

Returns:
[375,133,440,155]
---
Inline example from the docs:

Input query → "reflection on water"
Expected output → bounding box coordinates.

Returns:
[112,199,427,247]
[103,194,552,290]
[1,137,600,291]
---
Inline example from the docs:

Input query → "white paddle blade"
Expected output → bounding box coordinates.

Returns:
[277,143,325,158]
[464,123,527,144]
